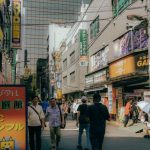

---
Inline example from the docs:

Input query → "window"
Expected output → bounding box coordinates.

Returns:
[70,51,75,64]
[70,71,75,82]
[63,76,67,85]
[90,16,99,39]
[0,52,2,72]
[63,58,67,70]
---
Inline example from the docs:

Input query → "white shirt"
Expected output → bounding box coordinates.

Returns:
[28,104,45,126]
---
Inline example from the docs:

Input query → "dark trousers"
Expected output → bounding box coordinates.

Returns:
[90,133,105,150]
[124,115,130,127]
[28,126,41,150]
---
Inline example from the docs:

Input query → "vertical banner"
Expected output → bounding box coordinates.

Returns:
[0,85,27,150]
[12,0,21,48]
[80,29,88,66]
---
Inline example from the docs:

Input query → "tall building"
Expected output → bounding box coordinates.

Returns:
[22,0,91,74]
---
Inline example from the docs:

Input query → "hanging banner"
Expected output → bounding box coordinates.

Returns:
[112,0,136,17]
[12,0,21,48]
[0,85,27,150]
[80,29,88,66]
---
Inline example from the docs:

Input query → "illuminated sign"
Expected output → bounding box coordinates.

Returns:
[109,55,135,78]
[12,0,21,48]
[0,85,27,150]
[135,52,149,73]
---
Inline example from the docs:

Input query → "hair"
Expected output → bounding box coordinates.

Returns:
[32,96,39,101]
[93,92,101,103]
[49,97,56,101]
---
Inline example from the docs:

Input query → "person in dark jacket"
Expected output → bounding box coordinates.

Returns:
[76,96,90,150]
[88,93,110,150]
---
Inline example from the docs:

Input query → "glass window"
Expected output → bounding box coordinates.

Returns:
[70,51,75,64]
[63,59,67,70]
[70,71,75,82]
[90,16,99,39]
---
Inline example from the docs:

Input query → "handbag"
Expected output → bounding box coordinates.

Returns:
[58,105,65,129]
[30,106,46,127]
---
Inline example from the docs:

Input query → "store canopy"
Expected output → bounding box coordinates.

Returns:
[84,86,106,93]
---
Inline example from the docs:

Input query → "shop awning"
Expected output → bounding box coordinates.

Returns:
[84,86,106,93]
[110,73,149,88]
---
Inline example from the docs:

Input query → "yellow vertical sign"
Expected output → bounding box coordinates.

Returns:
[12,0,21,48]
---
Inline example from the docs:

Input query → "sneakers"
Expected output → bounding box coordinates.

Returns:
[77,145,82,149]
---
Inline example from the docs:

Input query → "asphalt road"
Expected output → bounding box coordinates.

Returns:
[41,121,150,150]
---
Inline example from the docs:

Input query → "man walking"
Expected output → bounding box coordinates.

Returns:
[45,98,65,150]
[76,96,90,150]
[28,96,45,150]
[88,93,110,150]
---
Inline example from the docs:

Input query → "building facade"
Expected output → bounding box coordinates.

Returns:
[61,4,90,100]
[84,0,149,119]
[0,0,14,84]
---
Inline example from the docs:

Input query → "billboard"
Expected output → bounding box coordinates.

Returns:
[12,0,21,48]
[0,85,27,150]
[90,46,109,72]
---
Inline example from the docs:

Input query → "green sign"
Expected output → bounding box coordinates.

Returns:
[112,0,136,17]
[80,29,88,56]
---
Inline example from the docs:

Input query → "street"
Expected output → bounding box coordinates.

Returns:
[41,121,150,150]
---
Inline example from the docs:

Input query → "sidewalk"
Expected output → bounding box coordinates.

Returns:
[108,120,146,137]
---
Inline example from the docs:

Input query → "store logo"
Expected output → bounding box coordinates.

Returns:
[137,56,148,67]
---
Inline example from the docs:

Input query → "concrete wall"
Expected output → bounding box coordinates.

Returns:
[62,32,87,94]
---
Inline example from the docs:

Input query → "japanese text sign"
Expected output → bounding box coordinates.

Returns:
[0,85,27,150]
[12,0,21,48]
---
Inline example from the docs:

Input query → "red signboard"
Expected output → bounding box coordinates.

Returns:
[0,85,27,150]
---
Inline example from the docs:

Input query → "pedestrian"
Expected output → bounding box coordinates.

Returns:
[41,97,49,114]
[45,97,65,150]
[28,96,45,150]
[88,93,110,150]
[76,96,90,150]
[124,98,132,127]
[61,98,68,127]
[72,99,77,120]
[129,102,139,126]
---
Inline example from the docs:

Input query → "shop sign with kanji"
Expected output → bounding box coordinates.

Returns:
[0,85,27,150]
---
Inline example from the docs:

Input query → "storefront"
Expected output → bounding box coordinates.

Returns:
[85,68,108,102]
[109,50,149,118]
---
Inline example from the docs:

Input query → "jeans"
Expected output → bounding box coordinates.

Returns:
[78,124,90,149]
[50,126,61,147]
[28,126,41,150]
[124,115,130,127]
